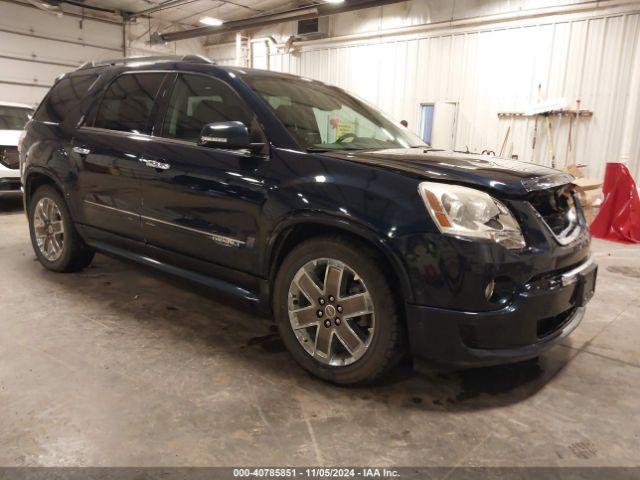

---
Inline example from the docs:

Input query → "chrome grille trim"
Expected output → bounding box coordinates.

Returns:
[528,199,584,246]
[0,146,20,170]
[561,256,594,286]
[521,173,574,192]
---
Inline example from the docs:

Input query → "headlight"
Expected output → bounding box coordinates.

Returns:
[418,181,526,250]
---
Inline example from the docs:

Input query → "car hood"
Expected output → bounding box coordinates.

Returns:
[0,130,22,147]
[322,148,573,196]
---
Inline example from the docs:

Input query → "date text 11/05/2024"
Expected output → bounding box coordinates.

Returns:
[232,468,401,478]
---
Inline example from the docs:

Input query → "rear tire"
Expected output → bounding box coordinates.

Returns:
[28,185,94,272]
[274,236,403,385]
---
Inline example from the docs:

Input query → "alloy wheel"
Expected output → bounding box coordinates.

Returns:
[288,258,375,366]
[33,197,65,262]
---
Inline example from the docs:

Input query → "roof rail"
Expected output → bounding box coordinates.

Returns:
[77,54,214,70]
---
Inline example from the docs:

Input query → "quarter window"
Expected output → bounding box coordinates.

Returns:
[162,74,253,143]
[92,73,166,135]
[34,74,98,124]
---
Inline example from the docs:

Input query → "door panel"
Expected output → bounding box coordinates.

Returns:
[73,72,167,241]
[140,138,267,274]
[73,128,148,241]
[139,73,269,274]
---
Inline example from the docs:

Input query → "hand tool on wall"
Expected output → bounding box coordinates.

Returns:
[531,83,542,160]
[499,125,511,157]
[570,99,582,167]
[565,109,574,168]
[498,97,592,169]
[544,113,556,169]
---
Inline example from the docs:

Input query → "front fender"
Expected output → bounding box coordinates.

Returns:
[261,150,440,305]
[266,211,415,304]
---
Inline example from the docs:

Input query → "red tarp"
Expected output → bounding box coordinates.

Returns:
[590,162,640,243]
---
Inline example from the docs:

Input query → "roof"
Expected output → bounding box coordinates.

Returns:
[77,54,214,71]
[74,56,313,83]
[0,101,34,110]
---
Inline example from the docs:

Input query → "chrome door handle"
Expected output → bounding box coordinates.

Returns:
[73,146,91,155]
[139,158,170,170]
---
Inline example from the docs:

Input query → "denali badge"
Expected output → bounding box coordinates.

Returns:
[210,234,244,248]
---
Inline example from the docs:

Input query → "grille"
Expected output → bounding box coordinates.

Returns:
[528,185,582,245]
[0,146,19,169]
[537,307,576,338]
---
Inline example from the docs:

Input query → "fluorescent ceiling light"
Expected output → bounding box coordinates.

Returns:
[200,16,224,26]
[324,0,345,3]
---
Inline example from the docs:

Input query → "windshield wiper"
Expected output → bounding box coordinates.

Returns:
[306,147,375,153]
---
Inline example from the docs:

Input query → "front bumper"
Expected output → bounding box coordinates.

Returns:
[0,158,21,194]
[0,177,21,194]
[406,257,597,367]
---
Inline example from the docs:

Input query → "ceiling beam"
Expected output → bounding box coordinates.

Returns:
[157,0,408,43]
[4,0,124,24]
[125,0,197,20]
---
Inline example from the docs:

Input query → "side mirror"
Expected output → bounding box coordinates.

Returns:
[198,121,250,150]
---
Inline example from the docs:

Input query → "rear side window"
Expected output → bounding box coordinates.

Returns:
[162,73,253,143]
[34,74,98,123]
[92,73,166,135]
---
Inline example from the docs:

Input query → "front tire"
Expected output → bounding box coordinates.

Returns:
[28,185,94,272]
[274,236,403,385]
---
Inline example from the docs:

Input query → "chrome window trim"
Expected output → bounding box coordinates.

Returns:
[149,135,256,158]
[76,127,256,158]
[78,125,154,141]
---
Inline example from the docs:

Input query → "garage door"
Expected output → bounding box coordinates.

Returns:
[0,0,123,107]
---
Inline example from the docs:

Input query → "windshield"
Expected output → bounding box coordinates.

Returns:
[244,76,426,151]
[0,106,33,130]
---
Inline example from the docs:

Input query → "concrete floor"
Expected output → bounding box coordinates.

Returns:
[1,195,639,468]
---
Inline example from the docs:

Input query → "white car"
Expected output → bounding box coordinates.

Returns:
[1,101,33,195]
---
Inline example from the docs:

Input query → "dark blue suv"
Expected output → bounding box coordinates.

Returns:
[20,55,597,384]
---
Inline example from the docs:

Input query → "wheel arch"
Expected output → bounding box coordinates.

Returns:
[266,214,414,309]
[23,169,66,209]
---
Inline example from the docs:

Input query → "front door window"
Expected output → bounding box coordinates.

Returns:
[162,74,254,143]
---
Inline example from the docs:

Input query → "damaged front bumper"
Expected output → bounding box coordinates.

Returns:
[406,257,597,368]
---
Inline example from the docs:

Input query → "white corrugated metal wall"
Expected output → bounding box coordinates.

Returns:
[208,1,640,182]
[0,0,124,107]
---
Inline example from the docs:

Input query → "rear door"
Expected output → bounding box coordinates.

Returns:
[138,72,269,274]
[73,72,168,242]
